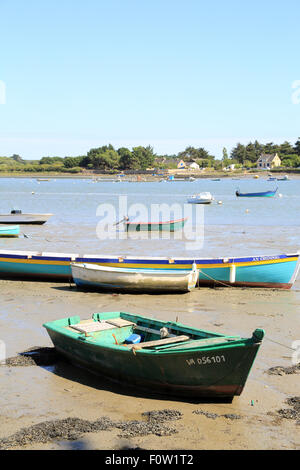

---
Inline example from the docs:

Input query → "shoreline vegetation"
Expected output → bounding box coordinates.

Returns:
[1,139,300,178]
[0,168,300,180]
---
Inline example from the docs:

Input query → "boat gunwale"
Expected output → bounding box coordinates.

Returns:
[0,248,299,263]
[43,312,261,355]
[71,262,196,276]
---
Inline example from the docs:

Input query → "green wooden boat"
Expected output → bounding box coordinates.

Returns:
[43,311,264,399]
[125,217,187,232]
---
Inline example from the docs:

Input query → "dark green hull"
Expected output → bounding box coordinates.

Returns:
[125,218,187,232]
[44,312,264,399]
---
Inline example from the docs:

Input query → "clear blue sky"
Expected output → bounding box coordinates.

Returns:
[0,0,300,159]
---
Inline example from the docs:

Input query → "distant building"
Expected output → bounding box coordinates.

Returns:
[224,164,235,171]
[176,159,186,169]
[256,153,281,169]
[186,162,200,170]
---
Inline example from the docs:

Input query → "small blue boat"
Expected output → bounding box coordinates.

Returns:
[0,225,20,237]
[236,188,278,198]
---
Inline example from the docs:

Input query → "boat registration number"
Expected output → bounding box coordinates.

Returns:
[186,355,226,366]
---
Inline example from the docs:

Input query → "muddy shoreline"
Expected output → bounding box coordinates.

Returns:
[0,279,299,450]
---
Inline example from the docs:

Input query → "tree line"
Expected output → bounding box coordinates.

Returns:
[0,138,300,173]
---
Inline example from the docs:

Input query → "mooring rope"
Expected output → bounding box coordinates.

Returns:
[197,268,236,288]
[264,336,296,351]
[197,269,297,352]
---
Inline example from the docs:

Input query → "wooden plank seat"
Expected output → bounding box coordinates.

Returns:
[126,335,190,350]
[105,318,135,328]
[159,336,241,350]
[70,318,135,334]
[70,322,116,333]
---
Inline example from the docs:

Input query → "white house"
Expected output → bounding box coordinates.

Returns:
[186,162,200,170]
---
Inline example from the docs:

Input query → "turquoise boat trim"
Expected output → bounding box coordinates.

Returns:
[0,249,299,288]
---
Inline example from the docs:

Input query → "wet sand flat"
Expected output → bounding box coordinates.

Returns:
[0,279,299,450]
[0,177,300,450]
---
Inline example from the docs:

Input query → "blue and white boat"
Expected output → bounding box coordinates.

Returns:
[0,249,299,289]
[235,188,278,197]
[277,175,289,181]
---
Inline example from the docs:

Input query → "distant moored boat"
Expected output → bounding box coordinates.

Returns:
[277,175,290,181]
[187,192,214,204]
[125,217,187,232]
[0,210,53,224]
[235,188,277,198]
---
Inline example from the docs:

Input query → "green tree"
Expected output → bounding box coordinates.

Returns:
[11,154,24,163]
[86,145,120,170]
[178,146,214,162]
[294,138,300,156]
[278,141,294,156]
[281,154,300,168]
[131,146,155,170]
[63,156,83,168]
[40,156,63,165]
[118,147,139,170]
[222,147,228,160]
[230,143,246,164]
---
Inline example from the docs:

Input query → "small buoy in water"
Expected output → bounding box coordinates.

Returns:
[245,209,249,213]
[32,191,35,194]
[217,200,223,205]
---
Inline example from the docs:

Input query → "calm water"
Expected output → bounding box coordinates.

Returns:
[0,176,299,258]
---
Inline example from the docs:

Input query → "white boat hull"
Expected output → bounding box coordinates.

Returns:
[187,192,213,204]
[71,263,198,293]
[0,214,53,224]
[187,199,212,204]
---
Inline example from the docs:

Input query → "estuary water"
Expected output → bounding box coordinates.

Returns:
[0,176,299,258]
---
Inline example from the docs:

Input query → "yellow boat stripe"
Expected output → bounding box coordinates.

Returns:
[0,256,297,268]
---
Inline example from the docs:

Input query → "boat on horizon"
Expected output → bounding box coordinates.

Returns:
[0,249,299,289]
[43,311,265,399]
[71,262,198,293]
